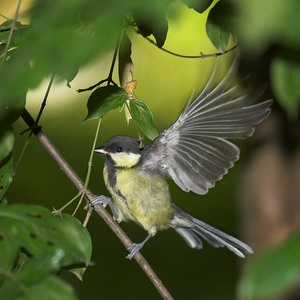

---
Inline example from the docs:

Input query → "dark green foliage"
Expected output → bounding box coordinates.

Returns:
[0,204,91,299]
[85,86,159,140]
[85,86,128,121]
[239,233,300,299]
[206,1,232,53]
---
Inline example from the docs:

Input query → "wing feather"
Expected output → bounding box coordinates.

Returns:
[142,57,272,195]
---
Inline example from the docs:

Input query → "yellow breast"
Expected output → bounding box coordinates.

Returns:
[103,165,175,233]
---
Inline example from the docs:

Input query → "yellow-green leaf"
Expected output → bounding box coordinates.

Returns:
[129,99,159,140]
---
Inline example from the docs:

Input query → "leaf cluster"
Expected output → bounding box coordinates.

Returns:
[0,204,91,300]
[85,86,159,140]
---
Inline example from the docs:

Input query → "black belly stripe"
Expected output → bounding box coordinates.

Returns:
[105,160,130,209]
[106,160,117,188]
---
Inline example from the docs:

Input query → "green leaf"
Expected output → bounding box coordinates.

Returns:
[0,274,78,300]
[238,233,300,299]
[25,275,79,300]
[0,205,92,272]
[0,155,13,202]
[84,86,128,121]
[0,205,91,299]
[130,0,168,47]
[129,99,159,140]
[0,127,14,163]
[182,0,214,13]
[271,56,300,119]
[61,214,92,280]
[0,20,29,60]
[0,91,26,130]
[206,1,231,53]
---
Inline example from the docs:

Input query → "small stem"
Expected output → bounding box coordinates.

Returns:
[84,118,102,190]
[77,77,118,93]
[72,192,84,216]
[57,117,102,213]
[0,0,22,66]
[137,27,238,59]
[56,192,81,213]
[77,27,124,93]
[106,29,123,86]
[36,74,55,124]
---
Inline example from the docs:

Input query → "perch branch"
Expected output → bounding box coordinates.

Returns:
[21,108,174,300]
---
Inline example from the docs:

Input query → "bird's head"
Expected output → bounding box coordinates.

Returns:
[95,136,145,168]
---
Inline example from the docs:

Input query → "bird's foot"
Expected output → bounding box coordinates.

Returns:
[126,243,143,260]
[126,233,154,259]
[91,195,111,208]
[91,195,121,221]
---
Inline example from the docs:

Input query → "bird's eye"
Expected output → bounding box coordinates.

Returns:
[116,147,123,152]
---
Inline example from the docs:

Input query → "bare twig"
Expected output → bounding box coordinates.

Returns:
[21,108,174,300]
[77,28,123,93]
[36,74,55,124]
[137,29,238,59]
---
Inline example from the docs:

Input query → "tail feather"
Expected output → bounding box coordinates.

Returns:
[171,205,252,258]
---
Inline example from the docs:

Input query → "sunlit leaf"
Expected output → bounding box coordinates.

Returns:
[271,56,300,119]
[129,99,159,140]
[238,233,300,299]
[84,86,128,121]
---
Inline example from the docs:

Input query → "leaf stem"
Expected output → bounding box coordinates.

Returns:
[35,74,55,124]
[77,28,124,93]
[0,0,22,66]
[84,118,102,190]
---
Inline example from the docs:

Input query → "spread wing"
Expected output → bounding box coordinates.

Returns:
[141,58,272,195]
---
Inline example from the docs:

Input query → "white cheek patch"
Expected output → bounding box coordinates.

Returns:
[110,152,141,168]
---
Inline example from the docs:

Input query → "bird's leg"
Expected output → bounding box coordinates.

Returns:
[126,233,154,260]
[91,195,121,221]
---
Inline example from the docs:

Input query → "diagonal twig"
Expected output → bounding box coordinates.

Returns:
[21,108,174,300]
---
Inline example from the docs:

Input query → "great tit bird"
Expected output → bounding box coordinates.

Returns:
[94,60,272,259]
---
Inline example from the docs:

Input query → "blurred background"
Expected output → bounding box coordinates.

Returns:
[2,0,300,299]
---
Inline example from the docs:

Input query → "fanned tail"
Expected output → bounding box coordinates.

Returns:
[171,205,252,258]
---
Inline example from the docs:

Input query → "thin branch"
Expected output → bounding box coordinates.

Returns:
[138,29,238,59]
[21,108,174,300]
[14,75,55,174]
[77,76,118,93]
[77,28,123,93]
[36,74,55,124]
